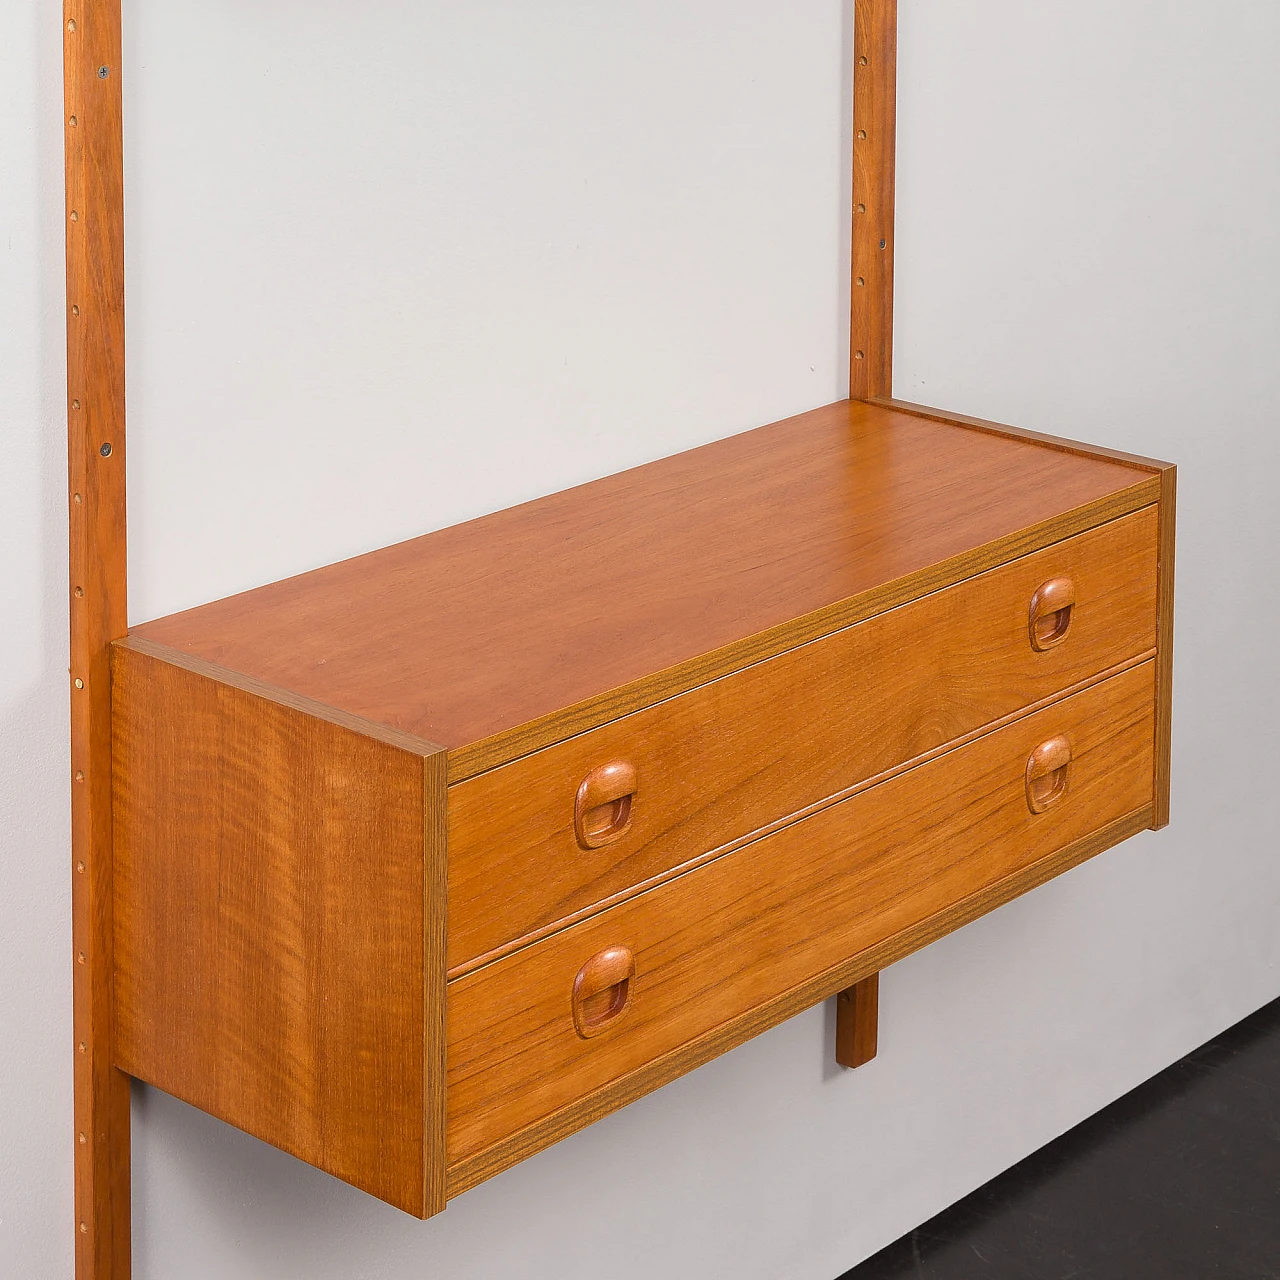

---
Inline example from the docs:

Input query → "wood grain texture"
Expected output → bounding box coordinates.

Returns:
[64,0,129,1274]
[1153,465,1177,828]
[446,662,1156,1168]
[850,0,896,400]
[835,973,880,1069]
[878,396,1177,829]
[447,508,1159,972]
[446,803,1153,1199]
[129,400,1158,781]
[111,643,448,1217]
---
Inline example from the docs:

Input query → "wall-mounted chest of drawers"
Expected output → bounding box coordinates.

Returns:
[111,397,1175,1216]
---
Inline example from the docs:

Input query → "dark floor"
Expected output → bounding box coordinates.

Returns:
[839,996,1280,1280]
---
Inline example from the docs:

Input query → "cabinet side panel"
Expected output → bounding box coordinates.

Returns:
[112,645,433,1215]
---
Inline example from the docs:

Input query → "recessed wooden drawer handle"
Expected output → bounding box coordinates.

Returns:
[574,760,637,850]
[1025,734,1072,813]
[572,945,636,1038]
[1028,576,1076,651]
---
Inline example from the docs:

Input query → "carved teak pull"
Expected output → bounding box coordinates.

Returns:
[574,760,637,849]
[1025,735,1072,813]
[572,945,636,1039]
[1028,576,1076,651]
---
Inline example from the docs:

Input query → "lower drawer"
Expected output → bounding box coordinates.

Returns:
[446,661,1155,1166]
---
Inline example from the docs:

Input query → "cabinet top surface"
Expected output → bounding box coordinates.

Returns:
[129,400,1154,760]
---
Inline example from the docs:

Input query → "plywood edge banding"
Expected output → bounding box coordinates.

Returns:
[422,749,449,1216]
[444,804,1154,1197]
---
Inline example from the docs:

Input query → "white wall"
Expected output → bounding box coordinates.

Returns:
[3,2,1277,1277]
[1,0,74,1272]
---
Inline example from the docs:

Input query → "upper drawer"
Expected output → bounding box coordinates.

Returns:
[446,660,1157,1167]
[447,506,1158,971]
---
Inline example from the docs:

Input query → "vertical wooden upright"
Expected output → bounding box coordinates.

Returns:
[849,0,897,401]
[64,0,131,1276]
[839,0,897,1069]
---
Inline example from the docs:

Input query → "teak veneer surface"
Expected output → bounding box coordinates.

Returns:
[131,400,1155,774]
[112,646,448,1216]
[447,662,1156,1165]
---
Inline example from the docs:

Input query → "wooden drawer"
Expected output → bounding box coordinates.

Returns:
[446,660,1156,1166]
[446,507,1158,971]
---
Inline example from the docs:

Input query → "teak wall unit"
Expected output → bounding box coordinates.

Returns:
[65,1,1176,1273]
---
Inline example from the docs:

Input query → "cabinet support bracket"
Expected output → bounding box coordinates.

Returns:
[835,973,881,1069]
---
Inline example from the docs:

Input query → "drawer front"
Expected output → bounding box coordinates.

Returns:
[447,661,1155,1163]
[447,508,1159,972]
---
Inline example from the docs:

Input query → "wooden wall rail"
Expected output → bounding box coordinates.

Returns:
[64,0,130,1276]
[841,0,898,1066]
[850,0,897,400]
